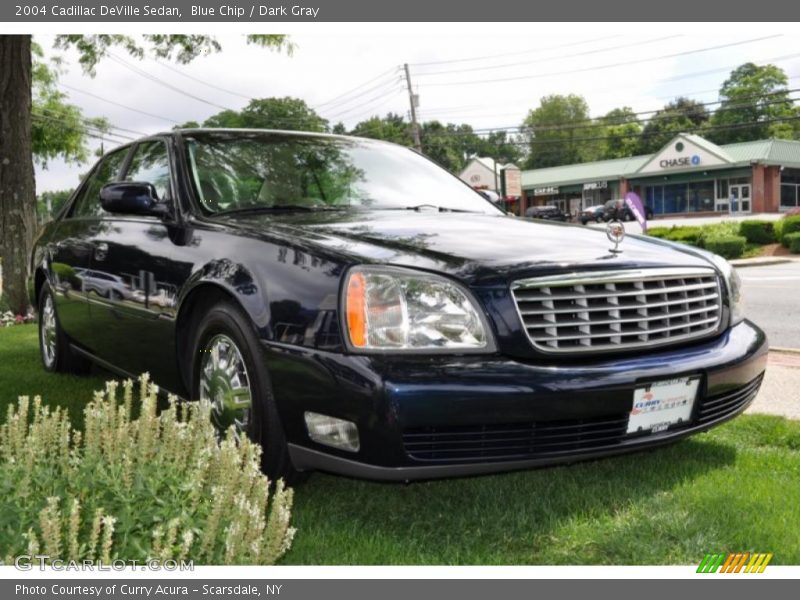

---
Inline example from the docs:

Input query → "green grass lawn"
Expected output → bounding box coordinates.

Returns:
[2,324,799,565]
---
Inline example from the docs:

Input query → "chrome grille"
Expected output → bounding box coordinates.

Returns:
[512,268,722,353]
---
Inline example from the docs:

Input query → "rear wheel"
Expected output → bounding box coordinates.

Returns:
[38,283,91,374]
[189,300,301,482]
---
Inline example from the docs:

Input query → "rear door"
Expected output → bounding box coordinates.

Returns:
[49,147,130,348]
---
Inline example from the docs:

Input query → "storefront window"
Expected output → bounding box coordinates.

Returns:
[645,186,663,214]
[782,184,799,208]
[663,183,687,214]
[782,168,800,185]
[717,179,728,200]
[688,181,715,212]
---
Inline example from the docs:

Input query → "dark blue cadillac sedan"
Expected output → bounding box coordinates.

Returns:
[29,129,768,481]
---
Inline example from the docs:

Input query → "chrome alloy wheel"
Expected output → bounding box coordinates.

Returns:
[41,294,57,368]
[199,334,253,437]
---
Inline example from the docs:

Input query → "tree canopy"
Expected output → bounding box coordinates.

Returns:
[185,97,328,132]
[706,63,799,144]
[522,94,596,169]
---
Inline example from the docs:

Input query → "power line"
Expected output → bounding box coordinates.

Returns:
[35,105,153,138]
[151,58,254,100]
[314,66,402,109]
[418,59,800,118]
[470,89,800,135]
[318,75,404,113]
[31,112,134,144]
[420,114,800,149]
[409,35,618,67]
[324,84,407,120]
[375,89,800,142]
[421,35,782,87]
[60,83,182,124]
[108,53,233,111]
[329,88,407,124]
[414,35,682,77]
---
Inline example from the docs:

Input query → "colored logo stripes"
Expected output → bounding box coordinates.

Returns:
[697,552,773,573]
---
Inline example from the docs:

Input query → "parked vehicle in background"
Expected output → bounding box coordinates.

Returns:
[579,205,605,225]
[602,199,654,223]
[524,205,570,222]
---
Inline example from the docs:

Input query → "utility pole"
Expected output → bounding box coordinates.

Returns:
[403,63,422,152]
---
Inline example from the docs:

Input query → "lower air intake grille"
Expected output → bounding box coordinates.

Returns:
[696,374,764,424]
[403,414,629,463]
[512,268,723,354]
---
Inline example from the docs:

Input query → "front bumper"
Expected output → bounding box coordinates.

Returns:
[263,320,768,481]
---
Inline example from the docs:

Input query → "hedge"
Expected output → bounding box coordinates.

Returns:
[785,232,800,254]
[739,220,775,245]
[781,216,800,247]
[704,235,747,259]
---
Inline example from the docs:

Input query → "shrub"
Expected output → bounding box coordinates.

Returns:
[645,227,672,239]
[0,375,295,565]
[668,226,704,245]
[696,221,741,246]
[739,220,776,245]
[785,232,800,254]
[781,215,800,247]
[704,235,747,259]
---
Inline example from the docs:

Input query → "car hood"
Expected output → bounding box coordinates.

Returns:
[222,210,715,285]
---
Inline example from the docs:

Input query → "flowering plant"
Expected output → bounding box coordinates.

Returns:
[0,308,35,328]
[0,374,295,564]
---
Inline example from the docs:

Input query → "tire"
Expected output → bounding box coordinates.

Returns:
[38,283,91,374]
[189,300,302,483]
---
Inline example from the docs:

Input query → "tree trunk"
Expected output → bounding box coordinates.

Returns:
[0,35,36,314]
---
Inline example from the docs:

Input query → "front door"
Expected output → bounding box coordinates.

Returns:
[85,139,187,387]
[730,184,752,214]
[49,147,131,348]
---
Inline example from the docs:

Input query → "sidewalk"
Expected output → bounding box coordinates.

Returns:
[746,352,800,420]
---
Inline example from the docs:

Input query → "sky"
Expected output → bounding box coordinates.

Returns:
[34,29,800,192]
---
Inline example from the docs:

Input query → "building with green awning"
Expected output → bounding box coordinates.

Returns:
[520,133,800,217]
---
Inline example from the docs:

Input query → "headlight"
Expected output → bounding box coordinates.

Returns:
[706,254,744,326]
[343,266,493,352]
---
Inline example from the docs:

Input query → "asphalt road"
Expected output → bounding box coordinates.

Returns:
[739,260,800,350]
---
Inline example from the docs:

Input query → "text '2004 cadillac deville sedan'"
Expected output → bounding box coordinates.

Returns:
[29,129,768,481]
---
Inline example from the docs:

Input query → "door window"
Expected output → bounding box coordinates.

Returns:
[124,141,172,202]
[71,148,129,218]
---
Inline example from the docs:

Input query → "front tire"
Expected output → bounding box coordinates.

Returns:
[38,283,91,374]
[189,300,300,482]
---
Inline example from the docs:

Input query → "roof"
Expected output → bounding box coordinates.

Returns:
[521,134,800,190]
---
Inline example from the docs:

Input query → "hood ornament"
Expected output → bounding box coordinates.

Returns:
[606,220,625,254]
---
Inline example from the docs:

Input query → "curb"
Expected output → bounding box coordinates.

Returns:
[771,347,800,356]
[730,258,792,268]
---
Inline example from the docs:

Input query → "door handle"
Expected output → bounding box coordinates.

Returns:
[94,242,109,261]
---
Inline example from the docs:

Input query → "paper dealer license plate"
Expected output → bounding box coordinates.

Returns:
[626,376,700,434]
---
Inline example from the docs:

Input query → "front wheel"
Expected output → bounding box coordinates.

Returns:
[189,300,300,482]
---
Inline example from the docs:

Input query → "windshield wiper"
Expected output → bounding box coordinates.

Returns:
[386,204,482,214]
[214,205,345,216]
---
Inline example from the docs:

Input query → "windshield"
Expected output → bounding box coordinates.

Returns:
[183,131,501,215]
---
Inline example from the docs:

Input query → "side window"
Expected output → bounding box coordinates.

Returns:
[71,149,129,218]
[124,141,172,202]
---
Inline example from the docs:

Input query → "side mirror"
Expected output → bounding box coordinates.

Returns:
[99,182,169,217]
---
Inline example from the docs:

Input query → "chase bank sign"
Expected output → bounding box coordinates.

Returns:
[660,154,701,169]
